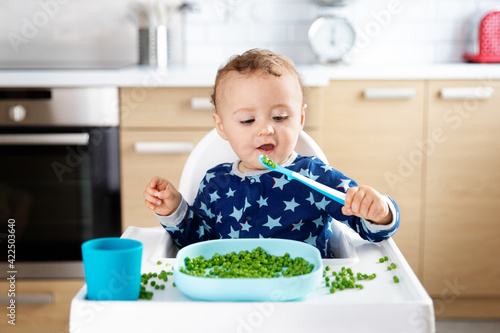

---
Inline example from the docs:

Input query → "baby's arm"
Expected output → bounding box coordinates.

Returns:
[143,176,182,216]
[342,185,392,224]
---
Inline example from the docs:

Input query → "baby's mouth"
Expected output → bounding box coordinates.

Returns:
[257,144,275,153]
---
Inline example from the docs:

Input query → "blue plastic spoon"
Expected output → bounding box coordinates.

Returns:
[258,155,346,205]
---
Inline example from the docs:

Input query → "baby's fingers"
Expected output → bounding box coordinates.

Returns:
[143,189,161,210]
[342,187,358,215]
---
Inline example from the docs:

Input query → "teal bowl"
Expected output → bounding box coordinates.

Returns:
[173,238,323,301]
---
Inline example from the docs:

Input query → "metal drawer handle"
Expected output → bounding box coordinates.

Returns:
[363,88,416,100]
[0,133,90,145]
[190,97,213,110]
[440,87,493,100]
[0,293,53,304]
[134,141,194,154]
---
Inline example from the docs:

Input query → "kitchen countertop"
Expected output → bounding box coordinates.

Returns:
[2,63,500,88]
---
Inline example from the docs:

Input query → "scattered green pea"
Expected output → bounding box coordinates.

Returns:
[324,267,377,294]
[157,260,162,265]
[391,263,397,269]
[393,276,400,283]
[384,256,389,262]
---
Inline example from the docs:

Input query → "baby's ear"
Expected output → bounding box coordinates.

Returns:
[212,112,228,140]
[300,104,307,128]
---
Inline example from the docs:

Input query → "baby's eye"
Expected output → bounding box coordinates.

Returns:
[273,115,288,121]
[240,119,254,125]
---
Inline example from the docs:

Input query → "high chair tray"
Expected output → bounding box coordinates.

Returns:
[69,226,435,333]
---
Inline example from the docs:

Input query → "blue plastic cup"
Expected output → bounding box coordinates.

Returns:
[81,237,143,301]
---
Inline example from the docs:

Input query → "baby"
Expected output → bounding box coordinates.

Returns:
[144,49,400,257]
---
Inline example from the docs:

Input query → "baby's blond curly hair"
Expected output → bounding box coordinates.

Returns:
[211,49,305,110]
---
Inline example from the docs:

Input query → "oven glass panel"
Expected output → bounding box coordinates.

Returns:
[0,127,121,262]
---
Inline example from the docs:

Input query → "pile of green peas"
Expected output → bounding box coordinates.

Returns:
[179,247,315,278]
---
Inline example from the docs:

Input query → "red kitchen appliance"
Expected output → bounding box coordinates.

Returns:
[463,9,500,63]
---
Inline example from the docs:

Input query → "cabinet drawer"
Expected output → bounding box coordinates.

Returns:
[120,130,209,231]
[0,279,84,333]
[120,87,215,128]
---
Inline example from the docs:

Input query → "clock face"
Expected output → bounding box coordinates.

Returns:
[308,16,356,62]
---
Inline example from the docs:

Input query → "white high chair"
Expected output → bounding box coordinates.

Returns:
[71,129,434,333]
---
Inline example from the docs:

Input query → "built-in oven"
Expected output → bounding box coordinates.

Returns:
[0,87,121,279]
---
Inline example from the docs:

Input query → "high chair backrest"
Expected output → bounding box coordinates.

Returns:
[178,128,329,204]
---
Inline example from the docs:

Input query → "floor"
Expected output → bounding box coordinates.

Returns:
[436,319,500,333]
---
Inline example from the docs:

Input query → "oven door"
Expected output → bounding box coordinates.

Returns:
[0,126,121,278]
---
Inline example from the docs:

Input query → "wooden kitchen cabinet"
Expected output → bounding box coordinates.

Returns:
[0,279,84,333]
[321,80,425,277]
[422,80,500,315]
[120,87,215,231]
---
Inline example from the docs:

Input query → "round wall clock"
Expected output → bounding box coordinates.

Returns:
[308,15,356,62]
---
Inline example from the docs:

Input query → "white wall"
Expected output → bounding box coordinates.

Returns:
[0,0,499,68]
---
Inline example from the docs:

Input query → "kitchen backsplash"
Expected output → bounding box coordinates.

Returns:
[1,0,499,67]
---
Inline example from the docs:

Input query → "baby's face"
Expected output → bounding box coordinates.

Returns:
[213,69,305,172]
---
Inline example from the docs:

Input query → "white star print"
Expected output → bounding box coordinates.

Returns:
[306,192,316,205]
[209,191,220,203]
[240,220,252,232]
[201,220,212,232]
[312,217,323,228]
[304,232,317,246]
[263,216,282,229]
[321,165,334,172]
[196,225,204,238]
[299,168,319,181]
[199,181,206,193]
[205,172,216,183]
[257,196,268,207]
[229,206,243,221]
[284,198,300,212]
[199,202,211,217]
[291,219,304,231]
[272,175,289,190]
[337,179,351,192]
[228,226,239,239]
[315,197,331,210]
[216,211,223,223]
[226,188,235,198]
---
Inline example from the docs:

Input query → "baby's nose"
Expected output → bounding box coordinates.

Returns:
[258,123,275,136]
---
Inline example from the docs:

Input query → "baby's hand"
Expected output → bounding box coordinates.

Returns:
[342,185,392,225]
[143,176,182,216]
